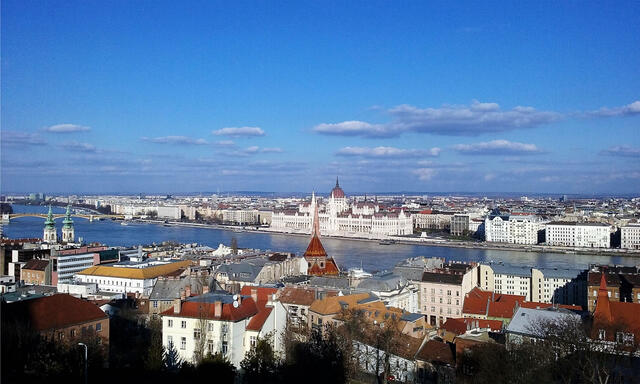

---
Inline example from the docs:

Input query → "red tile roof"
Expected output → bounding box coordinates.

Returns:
[441,318,503,335]
[22,259,50,271]
[277,287,318,306]
[304,234,327,257]
[161,296,259,322]
[463,287,525,318]
[241,286,279,331]
[4,294,107,332]
[308,258,340,276]
[415,340,455,365]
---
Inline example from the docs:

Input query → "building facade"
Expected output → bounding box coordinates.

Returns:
[545,222,611,248]
[621,224,640,250]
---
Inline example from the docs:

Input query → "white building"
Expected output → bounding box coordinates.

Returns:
[545,222,611,248]
[484,215,540,245]
[75,259,191,296]
[478,264,585,305]
[161,288,286,368]
[271,179,412,237]
[621,223,640,250]
[221,209,260,225]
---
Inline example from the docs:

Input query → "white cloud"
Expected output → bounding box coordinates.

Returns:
[587,100,640,117]
[1,131,46,146]
[314,101,560,137]
[44,123,91,133]
[212,127,265,137]
[412,168,437,181]
[336,146,440,158]
[141,136,209,145]
[61,141,97,153]
[313,121,393,137]
[453,140,543,155]
[600,145,640,157]
[215,140,235,146]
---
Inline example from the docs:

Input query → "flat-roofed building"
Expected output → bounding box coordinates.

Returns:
[545,221,611,248]
[621,223,640,250]
[76,259,192,297]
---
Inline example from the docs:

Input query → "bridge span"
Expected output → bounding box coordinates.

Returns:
[2,213,125,223]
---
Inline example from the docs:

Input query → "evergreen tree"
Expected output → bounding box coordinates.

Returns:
[163,342,182,372]
[240,334,279,384]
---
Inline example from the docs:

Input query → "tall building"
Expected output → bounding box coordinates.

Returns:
[61,205,74,243]
[43,205,57,243]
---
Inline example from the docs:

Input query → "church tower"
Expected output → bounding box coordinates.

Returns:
[304,195,339,276]
[61,205,74,243]
[43,205,57,243]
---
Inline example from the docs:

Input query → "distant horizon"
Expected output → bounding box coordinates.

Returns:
[4,190,638,199]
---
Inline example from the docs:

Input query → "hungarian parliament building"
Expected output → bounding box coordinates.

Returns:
[270,179,413,237]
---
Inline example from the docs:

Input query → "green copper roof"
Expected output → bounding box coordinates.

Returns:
[44,205,55,227]
[62,205,74,228]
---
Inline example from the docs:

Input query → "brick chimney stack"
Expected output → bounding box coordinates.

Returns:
[251,288,258,302]
[202,285,210,294]
[185,285,191,298]
[214,301,222,318]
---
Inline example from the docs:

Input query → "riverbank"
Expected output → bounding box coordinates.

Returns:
[133,219,640,259]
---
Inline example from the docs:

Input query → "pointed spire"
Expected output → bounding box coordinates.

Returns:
[335,176,340,188]
[312,193,320,238]
[44,205,55,226]
[63,205,73,227]
[594,272,612,322]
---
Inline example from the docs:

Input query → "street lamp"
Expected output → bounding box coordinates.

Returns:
[78,342,87,384]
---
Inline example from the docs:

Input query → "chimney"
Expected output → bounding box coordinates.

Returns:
[185,284,191,297]
[251,288,258,302]
[214,301,222,318]
[173,298,181,314]
[180,289,186,301]
[202,285,210,294]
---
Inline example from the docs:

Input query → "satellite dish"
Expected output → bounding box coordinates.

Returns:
[233,301,239,308]
[233,294,239,301]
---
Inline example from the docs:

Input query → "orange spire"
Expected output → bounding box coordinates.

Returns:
[304,193,327,257]
[594,272,612,322]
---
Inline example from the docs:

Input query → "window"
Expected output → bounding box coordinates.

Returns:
[168,319,173,327]
[599,329,606,340]
[208,322,214,332]
[153,301,158,308]
[181,337,186,350]
[70,329,76,337]
[168,335,173,346]
[208,340,214,353]
[250,335,257,348]
[194,329,201,340]
[222,341,228,354]
[181,320,186,329]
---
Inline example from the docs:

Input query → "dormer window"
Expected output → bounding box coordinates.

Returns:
[599,329,606,340]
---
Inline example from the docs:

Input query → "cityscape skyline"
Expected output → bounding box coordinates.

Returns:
[2,1,639,194]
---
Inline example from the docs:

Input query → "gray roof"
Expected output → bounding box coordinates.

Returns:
[308,276,351,290]
[489,264,532,277]
[356,272,408,292]
[506,307,582,337]
[400,312,424,322]
[215,261,265,282]
[538,268,583,279]
[149,276,222,301]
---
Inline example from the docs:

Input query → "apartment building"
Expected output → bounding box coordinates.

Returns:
[545,222,611,248]
[419,263,478,326]
[621,223,640,250]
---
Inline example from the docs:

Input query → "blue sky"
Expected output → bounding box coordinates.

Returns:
[2,1,639,194]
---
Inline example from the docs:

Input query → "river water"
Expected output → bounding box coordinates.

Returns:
[3,205,637,272]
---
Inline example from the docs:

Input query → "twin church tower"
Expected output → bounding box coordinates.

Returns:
[43,205,75,243]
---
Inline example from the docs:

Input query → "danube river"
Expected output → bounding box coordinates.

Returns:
[3,205,637,272]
